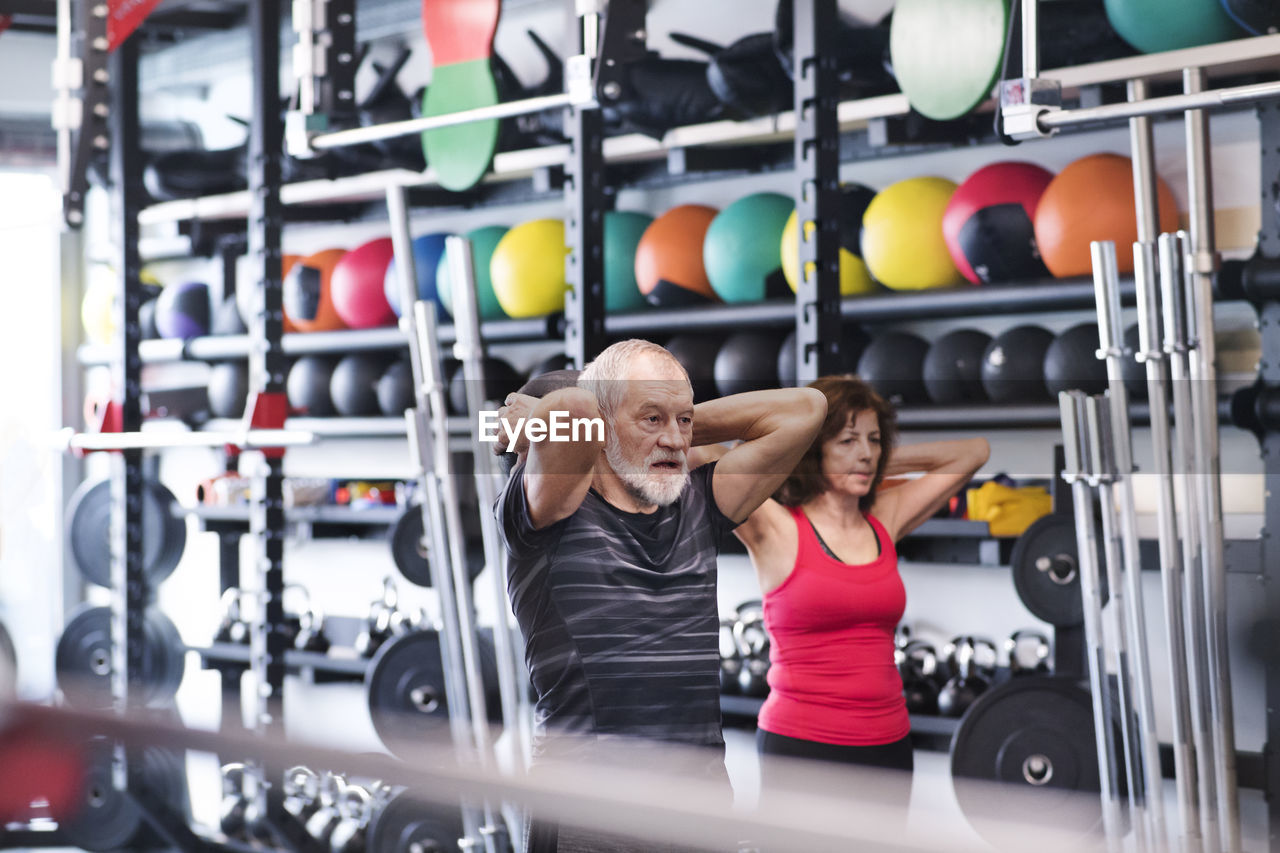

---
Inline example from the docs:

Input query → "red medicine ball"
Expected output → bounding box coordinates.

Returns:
[942,161,1055,285]
[330,237,397,329]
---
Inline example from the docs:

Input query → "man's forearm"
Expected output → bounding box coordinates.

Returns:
[693,389,821,446]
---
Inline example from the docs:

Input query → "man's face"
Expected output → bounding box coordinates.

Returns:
[603,354,694,508]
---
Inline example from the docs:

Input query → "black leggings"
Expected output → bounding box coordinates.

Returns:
[756,729,914,826]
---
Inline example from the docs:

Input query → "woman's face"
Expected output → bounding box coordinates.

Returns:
[820,408,882,499]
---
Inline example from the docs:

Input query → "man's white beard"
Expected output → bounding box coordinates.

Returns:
[604,435,689,507]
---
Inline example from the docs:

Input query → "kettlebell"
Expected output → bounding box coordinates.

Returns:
[305,773,346,846]
[1007,629,1052,676]
[219,762,249,840]
[719,618,742,695]
[938,638,989,717]
[734,606,771,698]
[214,590,250,645]
[283,765,322,824]
[898,640,939,716]
[328,783,374,853]
[355,578,400,658]
[294,605,332,654]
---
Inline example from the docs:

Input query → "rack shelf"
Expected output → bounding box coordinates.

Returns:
[188,504,402,536]
[192,642,369,682]
[133,34,1280,227]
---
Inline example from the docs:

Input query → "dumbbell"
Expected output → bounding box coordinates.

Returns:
[898,640,940,715]
[219,763,249,840]
[305,773,347,847]
[1006,629,1051,676]
[719,618,742,696]
[733,602,770,698]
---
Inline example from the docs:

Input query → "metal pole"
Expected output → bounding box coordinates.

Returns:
[1182,67,1241,853]
[1134,237,1201,853]
[446,235,533,754]
[386,185,487,851]
[1085,390,1148,853]
[1021,0,1038,79]
[1059,391,1126,851]
[1038,79,1280,131]
[1160,231,1221,853]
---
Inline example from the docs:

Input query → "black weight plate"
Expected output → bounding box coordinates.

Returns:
[367,789,465,853]
[389,507,485,589]
[67,479,187,589]
[1009,514,1085,627]
[366,629,502,758]
[55,605,187,709]
[951,677,1103,850]
[61,739,187,851]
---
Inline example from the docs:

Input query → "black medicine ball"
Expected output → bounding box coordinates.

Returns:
[923,329,993,405]
[981,325,1054,403]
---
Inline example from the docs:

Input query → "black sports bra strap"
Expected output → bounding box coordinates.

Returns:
[802,511,882,564]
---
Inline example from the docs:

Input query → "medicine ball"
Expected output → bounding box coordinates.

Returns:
[385,232,451,319]
[861,177,964,291]
[155,281,211,340]
[714,332,786,397]
[490,219,569,318]
[80,267,164,345]
[330,354,390,417]
[210,297,247,336]
[377,360,415,417]
[1034,153,1179,279]
[1105,0,1242,53]
[704,192,795,303]
[530,352,575,379]
[635,205,721,307]
[283,249,349,332]
[603,211,654,313]
[665,334,724,403]
[781,184,877,296]
[236,254,302,333]
[981,325,1055,403]
[857,332,930,404]
[447,357,523,416]
[943,162,1055,285]
[331,237,397,329]
[1122,323,1148,400]
[208,362,249,419]
[777,326,871,387]
[923,329,993,405]
[436,226,507,322]
[1220,0,1279,34]
[1044,323,1109,396]
[139,298,159,340]
[287,356,337,417]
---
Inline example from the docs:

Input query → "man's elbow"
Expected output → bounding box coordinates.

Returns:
[540,387,600,423]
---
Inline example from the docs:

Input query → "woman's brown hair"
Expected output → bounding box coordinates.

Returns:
[774,375,898,511]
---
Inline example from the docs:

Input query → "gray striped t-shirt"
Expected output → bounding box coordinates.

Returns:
[497,460,737,762]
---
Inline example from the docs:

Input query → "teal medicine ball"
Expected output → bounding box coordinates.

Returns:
[1104,0,1243,53]
[436,225,509,322]
[604,210,654,313]
[704,192,796,303]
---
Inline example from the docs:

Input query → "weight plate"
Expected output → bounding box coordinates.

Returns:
[61,738,187,851]
[951,676,1104,850]
[67,479,188,590]
[389,507,485,588]
[367,789,464,853]
[366,629,501,758]
[55,605,187,709]
[1009,514,1087,627]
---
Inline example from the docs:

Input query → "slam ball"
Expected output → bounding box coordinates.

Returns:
[665,335,724,403]
[386,232,451,319]
[330,354,390,417]
[1043,323,1109,396]
[1104,0,1243,54]
[857,332,930,404]
[447,358,524,416]
[861,177,964,291]
[377,360,415,417]
[287,357,337,417]
[155,281,211,340]
[714,332,786,397]
[943,161,1054,285]
[981,325,1055,403]
[490,219,569,318]
[923,329,993,404]
[635,205,720,308]
[331,237,397,329]
[777,326,871,387]
[604,211,654,313]
[208,362,250,419]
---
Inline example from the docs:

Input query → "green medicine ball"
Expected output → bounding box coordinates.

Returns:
[605,210,654,313]
[704,192,795,303]
[437,225,510,322]
[1104,0,1243,53]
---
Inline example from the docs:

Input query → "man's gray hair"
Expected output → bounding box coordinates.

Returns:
[578,339,691,419]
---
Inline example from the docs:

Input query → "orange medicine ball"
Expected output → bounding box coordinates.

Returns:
[283,248,349,332]
[1033,153,1179,278]
[634,204,721,307]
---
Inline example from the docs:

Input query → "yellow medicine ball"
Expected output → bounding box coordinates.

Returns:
[490,219,569,318]
[860,177,964,291]
[780,212,876,297]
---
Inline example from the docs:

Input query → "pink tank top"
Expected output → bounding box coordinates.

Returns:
[757,508,910,746]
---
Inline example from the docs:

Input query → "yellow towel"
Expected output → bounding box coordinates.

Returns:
[966,481,1053,537]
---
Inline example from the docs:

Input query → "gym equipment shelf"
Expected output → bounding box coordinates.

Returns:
[194,642,368,682]
[189,503,401,535]
[133,33,1280,227]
